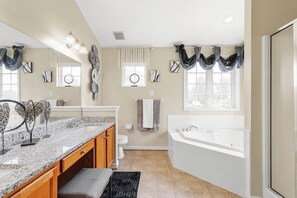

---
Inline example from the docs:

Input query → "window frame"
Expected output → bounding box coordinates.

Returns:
[121,63,147,87]
[56,63,81,87]
[183,63,240,112]
[0,65,20,100]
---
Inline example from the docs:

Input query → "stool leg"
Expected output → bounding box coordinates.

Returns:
[109,177,113,198]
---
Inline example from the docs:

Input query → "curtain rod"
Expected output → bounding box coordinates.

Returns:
[175,42,244,48]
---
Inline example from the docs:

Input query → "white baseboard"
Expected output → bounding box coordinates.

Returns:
[123,146,168,150]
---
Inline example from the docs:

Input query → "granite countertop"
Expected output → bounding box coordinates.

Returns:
[0,122,114,197]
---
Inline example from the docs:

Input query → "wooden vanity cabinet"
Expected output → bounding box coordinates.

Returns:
[95,132,107,168]
[95,126,115,168]
[106,126,114,168]
[7,165,58,198]
[5,125,115,198]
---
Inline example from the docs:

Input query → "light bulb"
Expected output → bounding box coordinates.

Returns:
[73,39,81,50]
[79,44,88,54]
[223,16,235,24]
[65,32,75,48]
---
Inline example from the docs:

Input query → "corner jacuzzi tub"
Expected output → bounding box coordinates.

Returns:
[168,128,248,197]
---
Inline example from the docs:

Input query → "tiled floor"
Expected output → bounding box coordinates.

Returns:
[116,150,241,198]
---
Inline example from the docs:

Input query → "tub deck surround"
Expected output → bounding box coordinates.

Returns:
[167,115,249,197]
[0,121,114,197]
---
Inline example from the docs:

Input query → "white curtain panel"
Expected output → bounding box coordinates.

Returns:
[117,47,151,67]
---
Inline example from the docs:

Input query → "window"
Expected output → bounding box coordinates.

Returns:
[121,63,146,87]
[184,63,240,111]
[56,63,81,87]
[0,65,19,100]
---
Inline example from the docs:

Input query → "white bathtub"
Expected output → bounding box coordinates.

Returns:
[168,128,249,197]
[179,129,244,152]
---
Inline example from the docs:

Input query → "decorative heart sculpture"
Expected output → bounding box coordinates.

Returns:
[0,103,10,134]
[15,101,44,126]
[44,102,51,121]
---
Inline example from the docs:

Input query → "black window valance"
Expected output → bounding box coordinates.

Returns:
[0,45,24,71]
[175,44,244,72]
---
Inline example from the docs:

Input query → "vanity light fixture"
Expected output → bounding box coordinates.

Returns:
[79,44,88,54]
[73,38,81,50]
[65,32,88,54]
[65,32,76,48]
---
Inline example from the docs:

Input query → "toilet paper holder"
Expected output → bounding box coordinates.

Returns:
[125,124,133,130]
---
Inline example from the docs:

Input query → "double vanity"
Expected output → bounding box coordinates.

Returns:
[0,118,116,198]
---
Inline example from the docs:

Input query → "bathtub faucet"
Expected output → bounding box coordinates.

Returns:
[185,125,198,131]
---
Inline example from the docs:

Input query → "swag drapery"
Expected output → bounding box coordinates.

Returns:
[175,44,244,72]
[0,45,24,71]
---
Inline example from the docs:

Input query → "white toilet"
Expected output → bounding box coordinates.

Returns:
[118,135,128,159]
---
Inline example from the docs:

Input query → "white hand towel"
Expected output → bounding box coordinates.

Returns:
[143,99,154,128]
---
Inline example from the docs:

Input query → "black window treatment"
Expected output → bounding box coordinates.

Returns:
[175,44,244,72]
[0,45,24,71]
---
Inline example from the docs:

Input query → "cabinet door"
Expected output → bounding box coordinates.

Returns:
[106,126,114,168]
[11,167,57,198]
[95,132,107,168]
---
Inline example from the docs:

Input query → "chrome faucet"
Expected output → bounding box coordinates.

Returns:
[185,125,198,131]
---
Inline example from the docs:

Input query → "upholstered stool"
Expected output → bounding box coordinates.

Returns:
[58,168,112,198]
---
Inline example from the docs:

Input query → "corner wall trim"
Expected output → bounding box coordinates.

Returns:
[124,146,168,150]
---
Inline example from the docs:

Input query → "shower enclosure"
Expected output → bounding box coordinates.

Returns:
[262,19,297,198]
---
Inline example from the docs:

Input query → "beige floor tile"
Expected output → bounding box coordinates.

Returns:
[191,191,212,198]
[156,171,170,180]
[121,150,241,198]
[228,192,242,198]
[139,180,157,191]
[155,179,173,191]
[155,190,175,198]
[174,190,193,198]
[170,172,186,181]
[143,159,155,165]
[141,171,155,180]
[204,181,226,193]
[172,180,191,191]
[210,191,231,198]
[138,190,156,198]
[143,164,155,171]
[183,173,203,182]
[156,166,170,172]
[187,181,208,193]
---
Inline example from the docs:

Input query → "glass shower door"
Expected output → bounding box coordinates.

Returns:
[270,25,295,198]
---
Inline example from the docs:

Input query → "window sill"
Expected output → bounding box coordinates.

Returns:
[184,107,240,112]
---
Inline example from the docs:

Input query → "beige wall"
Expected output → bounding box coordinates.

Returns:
[102,47,244,147]
[248,0,297,196]
[0,0,102,106]
[20,48,81,105]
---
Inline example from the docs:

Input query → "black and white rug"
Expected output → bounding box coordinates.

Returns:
[102,172,141,198]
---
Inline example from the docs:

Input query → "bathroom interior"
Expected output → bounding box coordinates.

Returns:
[0,0,297,198]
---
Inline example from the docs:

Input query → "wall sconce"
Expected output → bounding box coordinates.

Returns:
[65,32,88,54]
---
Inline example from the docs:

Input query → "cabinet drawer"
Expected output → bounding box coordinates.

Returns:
[61,140,94,172]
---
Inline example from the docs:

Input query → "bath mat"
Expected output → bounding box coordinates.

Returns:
[102,171,141,198]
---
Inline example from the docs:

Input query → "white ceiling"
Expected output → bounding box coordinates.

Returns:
[0,21,46,48]
[75,0,244,48]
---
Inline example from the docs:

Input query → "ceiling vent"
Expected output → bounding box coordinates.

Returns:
[113,31,125,40]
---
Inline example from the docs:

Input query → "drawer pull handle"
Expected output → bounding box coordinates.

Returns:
[81,150,86,155]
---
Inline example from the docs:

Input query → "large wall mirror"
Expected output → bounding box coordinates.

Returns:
[0,21,83,128]
[0,21,82,106]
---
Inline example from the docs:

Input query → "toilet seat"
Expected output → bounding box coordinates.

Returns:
[118,135,128,145]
